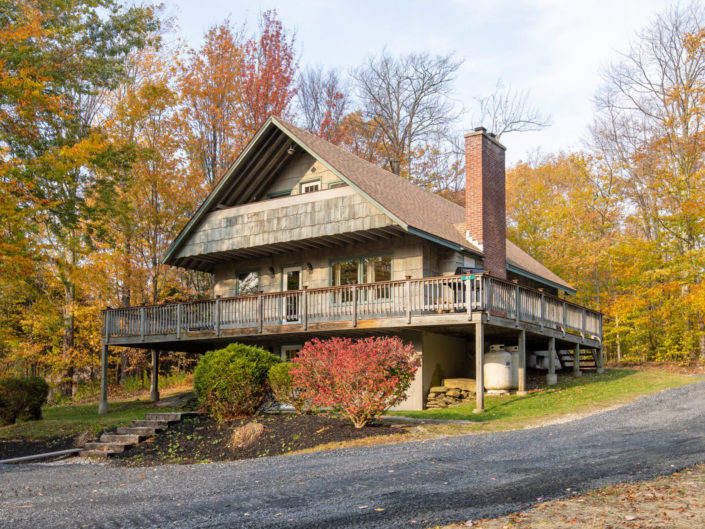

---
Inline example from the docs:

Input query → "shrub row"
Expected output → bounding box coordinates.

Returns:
[0,376,50,426]
[194,337,419,428]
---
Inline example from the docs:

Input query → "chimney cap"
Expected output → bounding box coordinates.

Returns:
[464,127,507,151]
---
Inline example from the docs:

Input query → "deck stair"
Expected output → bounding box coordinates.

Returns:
[558,349,598,372]
[81,411,199,457]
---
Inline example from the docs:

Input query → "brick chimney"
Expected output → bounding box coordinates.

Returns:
[464,127,507,279]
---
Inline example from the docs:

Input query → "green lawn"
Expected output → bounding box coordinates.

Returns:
[391,369,701,426]
[0,395,183,440]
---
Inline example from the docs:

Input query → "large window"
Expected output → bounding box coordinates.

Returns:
[237,271,259,295]
[332,255,391,286]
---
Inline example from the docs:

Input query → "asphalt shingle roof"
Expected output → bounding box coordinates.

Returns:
[274,118,573,291]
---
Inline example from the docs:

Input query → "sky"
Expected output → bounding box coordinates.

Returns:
[163,0,677,164]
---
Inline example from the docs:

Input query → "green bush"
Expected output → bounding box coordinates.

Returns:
[268,362,309,414]
[0,376,50,426]
[193,343,280,421]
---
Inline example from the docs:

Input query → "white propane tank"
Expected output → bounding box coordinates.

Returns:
[506,345,520,389]
[484,344,512,390]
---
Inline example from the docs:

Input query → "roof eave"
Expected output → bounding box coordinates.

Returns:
[507,263,576,295]
[162,116,279,266]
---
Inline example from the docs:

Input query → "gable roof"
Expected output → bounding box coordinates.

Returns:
[164,116,574,293]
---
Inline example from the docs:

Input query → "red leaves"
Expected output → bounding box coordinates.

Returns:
[290,337,420,428]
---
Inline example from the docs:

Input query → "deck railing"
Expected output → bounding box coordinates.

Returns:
[102,274,602,342]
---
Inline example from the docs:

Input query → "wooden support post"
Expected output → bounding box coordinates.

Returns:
[596,347,605,374]
[405,276,412,324]
[573,343,582,377]
[98,342,109,415]
[474,321,485,413]
[140,306,145,342]
[150,349,160,402]
[539,290,545,328]
[215,298,221,337]
[562,303,567,335]
[547,337,557,385]
[176,304,181,339]
[257,292,263,334]
[517,329,527,395]
[514,281,520,323]
[466,277,472,320]
[302,286,308,331]
[352,283,358,328]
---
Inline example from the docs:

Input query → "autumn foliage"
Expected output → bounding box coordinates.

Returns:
[290,337,420,428]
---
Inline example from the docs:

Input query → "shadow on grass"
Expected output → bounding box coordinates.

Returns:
[393,369,663,423]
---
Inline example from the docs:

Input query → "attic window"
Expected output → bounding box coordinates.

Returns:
[300,179,320,193]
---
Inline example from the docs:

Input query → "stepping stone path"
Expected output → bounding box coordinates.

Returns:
[81,412,200,457]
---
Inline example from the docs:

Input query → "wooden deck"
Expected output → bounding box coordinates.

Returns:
[102,275,602,349]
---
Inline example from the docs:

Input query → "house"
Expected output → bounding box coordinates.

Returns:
[98,117,602,414]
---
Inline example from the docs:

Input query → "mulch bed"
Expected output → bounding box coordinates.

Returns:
[112,413,405,466]
[0,436,77,461]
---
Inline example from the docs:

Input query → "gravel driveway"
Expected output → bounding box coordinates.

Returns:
[2,381,705,529]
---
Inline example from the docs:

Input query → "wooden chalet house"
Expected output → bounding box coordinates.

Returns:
[98,118,603,413]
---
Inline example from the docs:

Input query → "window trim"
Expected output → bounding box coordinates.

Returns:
[265,189,291,199]
[299,178,321,194]
[280,344,303,362]
[328,253,393,286]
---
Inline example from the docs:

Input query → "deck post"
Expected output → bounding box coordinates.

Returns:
[406,277,412,324]
[98,342,109,415]
[539,290,545,329]
[465,277,472,320]
[573,343,582,376]
[562,303,567,335]
[302,286,308,331]
[176,304,181,339]
[215,298,221,337]
[257,292,263,334]
[517,329,527,395]
[150,349,160,402]
[140,306,145,342]
[547,336,557,385]
[352,283,358,328]
[474,321,485,413]
[514,282,520,323]
[596,346,605,373]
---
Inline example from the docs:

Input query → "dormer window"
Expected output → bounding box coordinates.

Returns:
[300,179,320,193]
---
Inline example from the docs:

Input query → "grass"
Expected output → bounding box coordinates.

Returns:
[389,369,700,432]
[0,388,186,440]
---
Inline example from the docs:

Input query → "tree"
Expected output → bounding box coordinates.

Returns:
[474,78,551,139]
[0,0,159,394]
[590,2,705,361]
[351,51,462,179]
[296,66,348,143]
[240,10,298,136]
[180,10,297,190]
[180,20,246,190]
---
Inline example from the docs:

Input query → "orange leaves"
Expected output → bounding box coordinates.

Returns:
[180,10,297,190]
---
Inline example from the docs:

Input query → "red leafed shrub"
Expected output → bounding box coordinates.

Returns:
[290,336,420,428]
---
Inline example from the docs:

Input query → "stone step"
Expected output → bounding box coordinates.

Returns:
[144,411,199,422]
[83,442,128,453]
[99,433,142,444]
[130,420,170,429]
[80,449,116,457]
[116,426,159,436]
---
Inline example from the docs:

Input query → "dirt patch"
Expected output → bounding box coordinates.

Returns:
[0,436,77,460]
[112,413,406,466]
[442,464,705,528]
